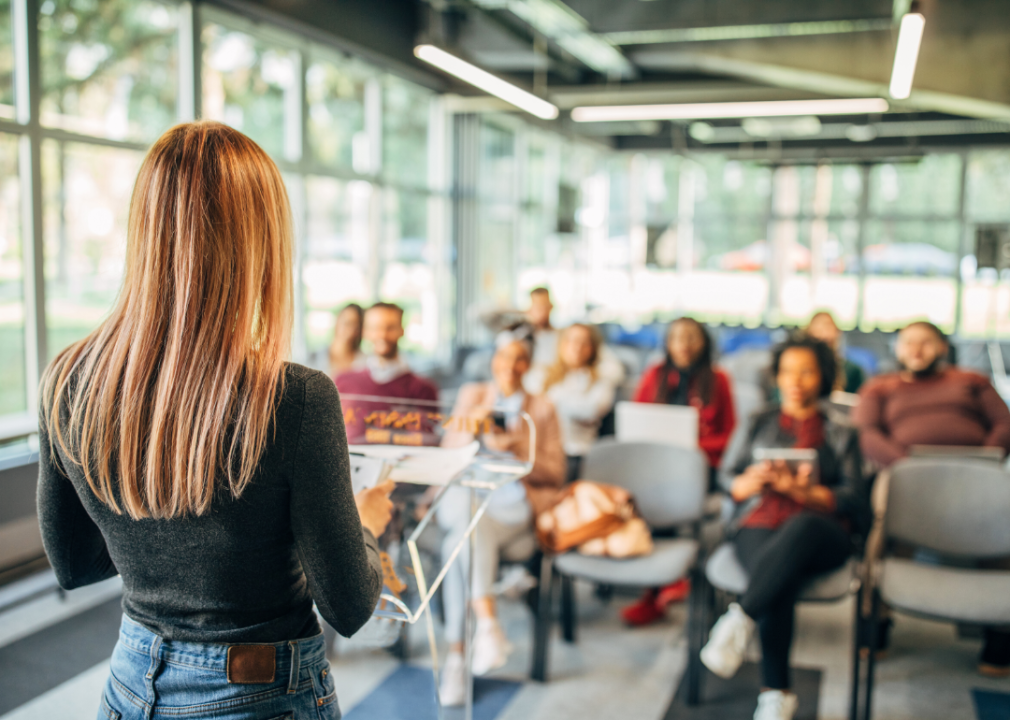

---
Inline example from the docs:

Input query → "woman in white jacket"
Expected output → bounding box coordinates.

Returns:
[537,323,617,482]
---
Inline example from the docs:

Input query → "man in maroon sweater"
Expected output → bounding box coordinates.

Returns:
[855,321,1010,465]
[854,320,1010,676]
[335,302,439,444]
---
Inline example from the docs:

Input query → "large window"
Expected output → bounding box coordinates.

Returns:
[0,134,22,416]
[1,2,449,442]
[42,141,143,357]
[40,0,179,142]
[0,0,13,118]
[593,151,1010,337]
[202,22,299,161]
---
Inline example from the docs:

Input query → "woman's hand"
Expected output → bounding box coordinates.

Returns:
[730,462,774,502]
[355,480,395,537]
[771,462,836,512]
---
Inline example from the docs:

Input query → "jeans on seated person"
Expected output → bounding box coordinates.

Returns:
[100,615,339,720]
[733,513,851,690]
[437,483,532,645]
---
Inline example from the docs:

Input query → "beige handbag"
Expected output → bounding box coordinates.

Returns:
[536,481,654,558]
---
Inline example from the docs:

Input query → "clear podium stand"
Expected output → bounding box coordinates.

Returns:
[339,392,536,720]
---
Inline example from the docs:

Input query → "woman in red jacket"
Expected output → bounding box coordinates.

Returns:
[623,317,736,625]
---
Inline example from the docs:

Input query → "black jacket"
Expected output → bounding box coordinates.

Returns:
[720,404,869,537]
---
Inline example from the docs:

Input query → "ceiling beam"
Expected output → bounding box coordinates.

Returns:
[630,51,1010,121]
[548,82,828,109]
[602,18,893,47]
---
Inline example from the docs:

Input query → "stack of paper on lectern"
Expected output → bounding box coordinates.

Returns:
[348,440,480,486]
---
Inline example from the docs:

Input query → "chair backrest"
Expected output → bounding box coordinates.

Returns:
[581,439,707,528]
[886,458,1010,559]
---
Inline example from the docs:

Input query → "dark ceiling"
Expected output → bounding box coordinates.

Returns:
[224,0,1010,156]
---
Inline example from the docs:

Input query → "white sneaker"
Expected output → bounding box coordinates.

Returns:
[700,602,755,679]
[438,651,467,707]
[471,617,513,676]
[753,689,799,720]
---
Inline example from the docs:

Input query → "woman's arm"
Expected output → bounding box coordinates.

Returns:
[524,401,566,489]
[632,365,660,403]
[290,372,383,638]
[36,421,117,590]
[852,381,906,466]
[699,372,737,460]
[549,377,615,423]
[977,379,1010,454]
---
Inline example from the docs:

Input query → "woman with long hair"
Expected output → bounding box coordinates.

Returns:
[701,336,865,720]
[37,122,393,720]
[622,317,736,626]
[540,323,617,483]
[328,302,366,378]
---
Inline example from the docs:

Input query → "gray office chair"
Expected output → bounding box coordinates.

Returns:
[531,440,710,703]
[858,458,1010,720]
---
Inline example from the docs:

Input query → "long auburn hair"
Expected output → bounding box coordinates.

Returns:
[41,121,293,520]
[542,323,601,391]
[655,317,714,405]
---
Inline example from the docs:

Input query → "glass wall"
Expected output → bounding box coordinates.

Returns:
[597,150,1010,337]
[0,0,449,439]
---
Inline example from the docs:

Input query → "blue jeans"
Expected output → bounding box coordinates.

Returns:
[99,615,340,720]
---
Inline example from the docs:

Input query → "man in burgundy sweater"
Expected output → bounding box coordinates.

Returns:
[854,321,1010,465]
[335,302,439,444]
[854,320,1010,676]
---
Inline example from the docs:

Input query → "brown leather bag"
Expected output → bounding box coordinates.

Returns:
[535,481,654,558]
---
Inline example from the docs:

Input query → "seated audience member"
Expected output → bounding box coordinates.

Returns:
[854,320,1010,675]
[327,302,366,378]
[525,288,625,388]
[632,317,736,469]
[701,336,865,720]
[621,317,737,626]
[805,311,865,393]
[437,333,565,706]
[527,286,558,370]
[854,320,1010,465]
[335,302,439,443]
[538,323,617,483]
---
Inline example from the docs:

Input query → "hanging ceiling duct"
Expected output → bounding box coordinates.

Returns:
[472,0,635,78]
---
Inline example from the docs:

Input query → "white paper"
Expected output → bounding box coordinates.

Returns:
[349,454,392,495]
[348,441,480,486]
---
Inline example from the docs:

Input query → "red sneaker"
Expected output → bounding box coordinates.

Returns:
[621,590,665,626]
[656,579,691,608]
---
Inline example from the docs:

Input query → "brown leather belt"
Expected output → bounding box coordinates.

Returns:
[226,644,276,684]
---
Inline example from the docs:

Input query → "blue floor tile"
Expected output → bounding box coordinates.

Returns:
[344,664,522,720]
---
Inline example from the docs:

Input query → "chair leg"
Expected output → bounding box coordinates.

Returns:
[594,583,615,604]
[685,570,704,706]
[530,555,556,682]
[862,590,881,720]
[849,587,864,720]
[561,575,577,643]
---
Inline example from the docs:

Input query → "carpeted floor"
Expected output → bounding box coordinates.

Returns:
[663,663,822,720]
[0,597,122,715]
[343,664,522,720]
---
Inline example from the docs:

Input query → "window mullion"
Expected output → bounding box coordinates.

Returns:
[13,0,46,414]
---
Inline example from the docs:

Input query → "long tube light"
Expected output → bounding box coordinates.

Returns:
[414,44,559,120]
[570,98,890,123]
[889,13,925,100]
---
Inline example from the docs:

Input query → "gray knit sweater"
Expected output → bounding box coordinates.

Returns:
[37,363,382,643]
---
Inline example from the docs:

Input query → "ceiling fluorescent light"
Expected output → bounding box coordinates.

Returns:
[571,98,889,122]
[889,12,925,99]
[414,45,558,120]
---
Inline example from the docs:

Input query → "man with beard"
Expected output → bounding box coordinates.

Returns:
[854,320,1010,677]
[855,321,1010,465]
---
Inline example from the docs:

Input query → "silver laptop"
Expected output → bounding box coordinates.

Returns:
[615,401,699,449]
